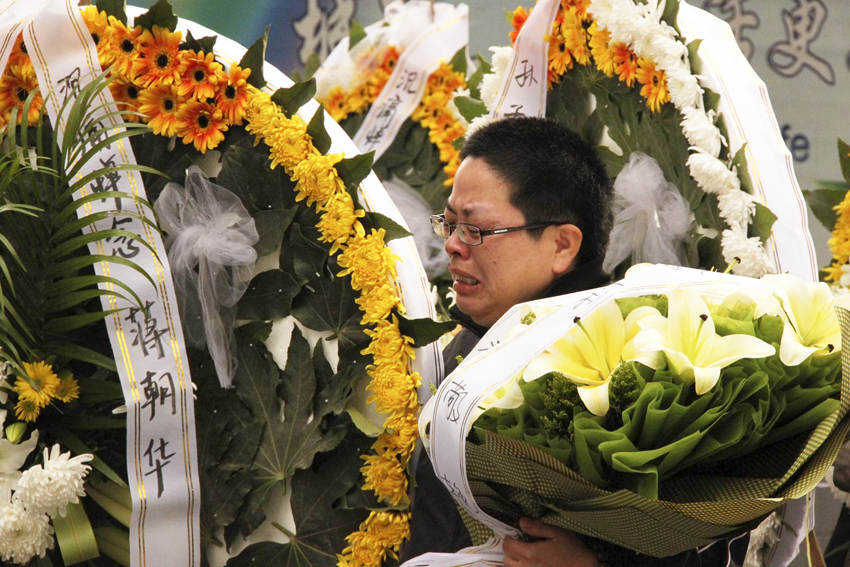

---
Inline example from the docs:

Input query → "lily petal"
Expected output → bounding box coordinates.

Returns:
[779,326,820,367]
[693,365,721,395]
[578,381,610,416]
[709,334,775,369]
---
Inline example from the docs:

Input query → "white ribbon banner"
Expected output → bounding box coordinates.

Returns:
[352,2,469,160]
[18,2,200,566]
[424,265,780,537]
[489,0,559,120]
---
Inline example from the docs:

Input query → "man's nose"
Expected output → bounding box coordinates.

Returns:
[444,228,469,258]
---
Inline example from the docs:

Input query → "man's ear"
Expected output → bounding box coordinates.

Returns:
[551,224,582,275]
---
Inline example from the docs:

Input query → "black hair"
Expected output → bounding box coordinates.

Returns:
[460,117,613,264]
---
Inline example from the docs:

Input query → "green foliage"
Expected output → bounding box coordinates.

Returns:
[839,138,850,184]
[453,96,488,123]
[237,270,306,321]
[804,183,848,231]
[240,27,270,89]
[304,52,322,81]
[133,0,177,31]
[336,151,375,188]
[306,104,332,154]
[395,312,456,348]
[467,53,492,100]
[349,20,367,50]
[182,30,217,54]
[271,79,318,118]
[449,46,468,76]
[363,211,412,242]
[96,0,127,24]
[749,202,778,244]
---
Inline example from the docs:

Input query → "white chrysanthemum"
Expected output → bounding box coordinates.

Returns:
[721,229,773,278]
[15,445,92,517]
[644,35,686,71]
[717,189,757,230]
[0,500,53,565]
[667,67,704,112]
[680,107,722,157]
[480,46,513,110]
[686,149,740,196]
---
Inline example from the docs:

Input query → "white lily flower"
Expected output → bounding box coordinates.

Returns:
[633,288,775,395]
[0,412,38,495]
[523,300,657,416]
[755,274,841,366]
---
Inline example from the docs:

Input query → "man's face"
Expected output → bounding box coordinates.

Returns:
[445,157,561,328]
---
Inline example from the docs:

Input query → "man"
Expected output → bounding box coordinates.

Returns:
[400,117,749,566]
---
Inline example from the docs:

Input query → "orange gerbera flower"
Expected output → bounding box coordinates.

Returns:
[367,68,390,99]
[215,64,251,124]
[8,33,32,73]
[588,22,616,77]
[107,17,143,78]
[563,0,591,21]
[139,83,183,136]
[428,62,465,94]
[612,42,638,87]
[109,77,143,122]
[508,6,529,44]
[380,45,400,75]
[132,26,183,87]
[546,33,573,76]
[347,83,371,115]
[323,86,349,122]
[176,99,227,152]
[178,51,223,100]
[0,65,43,126]
[635,57,670,112]
[81,6,113,67]
[562,8,589,66]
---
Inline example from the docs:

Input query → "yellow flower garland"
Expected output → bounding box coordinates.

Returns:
[823,190,850,285]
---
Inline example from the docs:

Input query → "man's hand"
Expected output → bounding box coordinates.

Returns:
[502,518,601,567]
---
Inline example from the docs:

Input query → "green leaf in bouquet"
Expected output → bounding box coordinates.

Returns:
[271,79,318,119]
[306,104,332,155]
[252,206,298,256]
[363,211,412,242]
[225,437,369,567]
[453,96,488,123]
[96,0,127,25]
[660,0,681,34]
[730,144,755,196]
[182,30,217,54]
[217,145,297,212]
[755,313,785,345]
[703,86,721,114]
[467,53,492,100]
[686,40,703,76]
[86,475,132,528]
[240,26,270,89]
[234,324,349,512]
[839,138,850,184]
[237,269,306,321]
[394,312,456,348]
[349,20,367,50]
[615,295,668,319]
[804,184,848,231]
[132,0,177,32]
[336,151,375,189]
[53,501,99,565]
[93,527,130,567]
[304,52,321,81]
[50,428,126,487]
[449,45,468,76]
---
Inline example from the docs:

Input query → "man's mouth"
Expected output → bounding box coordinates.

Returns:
[454,274,479,285]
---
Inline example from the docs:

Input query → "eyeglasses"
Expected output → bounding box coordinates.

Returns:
[429,214,566,246]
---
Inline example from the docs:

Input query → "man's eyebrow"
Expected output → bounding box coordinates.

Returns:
[445,203,457,214]
[445,203,476,217]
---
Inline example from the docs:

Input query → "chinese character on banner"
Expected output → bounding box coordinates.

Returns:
[395,70,418,94]
[89,154,122,209]
[57,67,81,105]
[767,0,835,85]
[364,93,404,147]
[445,380,467,423]
[126,301,169,359]
[514,59,538,88]
[292,0,355,66]
[144,438,175,498]
[140,370,176,422]
[703,0,760,59]
[105,216,141,258]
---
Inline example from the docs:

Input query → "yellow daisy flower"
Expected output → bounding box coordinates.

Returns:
[132,26,183,87]
[588,21,616,77]
[177,51,223,101]
[562,8,590,66]
[0,65,43,126]
[14,361,60,407]
[81,6,113,67]
[55,374,80,403]
[216,64,252,125]
[322,86,349,123]
[613,42,638,87]
[106,17,143,78]
[139,83,184,137]
[635,57,671,112]
[109,76,144,122]
[176,99,228,153]
[15,397,40,422]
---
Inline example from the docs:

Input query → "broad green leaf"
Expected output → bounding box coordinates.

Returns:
[687,40,703,76]
[237,270,306,321]
[467,53,492,99]
[804,185,849,230]
[749,202,778,244]
[453,96,488,123]
[233,325,349,516]
[838,139,850,184]
[703,86,721,114]
[93,527,130,567]
[218,145,297,212]
[730,144,754,196]
[225,436,369,567]
[661,0,681,33]
[53,502,99,565]
[304,52,321,80]
[132,0,177,31]
[239,27,270,88]
[449,45,468,76]
[182,30,217,54]
[396,313,456,348]
[253,207,298,256]
[363,211,412,242]
[271,80,318,118]
[86,477,131,528]
[349,20,367,50]
[96,0,127,24]
[306,104,332,155]
[336,151,375,188]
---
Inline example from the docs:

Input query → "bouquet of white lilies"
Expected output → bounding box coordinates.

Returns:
[423,265,850,557]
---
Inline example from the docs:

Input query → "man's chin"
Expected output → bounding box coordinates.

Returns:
[455,297,491,328]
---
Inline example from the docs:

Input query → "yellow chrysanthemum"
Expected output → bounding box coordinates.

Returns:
[132,26,183,87]
[14,361,60,407]
[340,511,411,564]
[588,21,616,77]
[366,365,420,416]
[316,190,366,255]
[265,114,313,171]
[55,374,80,403]
[635,57,670,112]
[362,317,415,367]
[356,283,402,326]
[244,87,279,144]
[216,64,251,125]
[177,51,223,100]
[337,229,400,291]
[289,151,344,209]
[823,261,845,283]
[81,6,113,67]
[337,544,383,567]
[361,451,408,506]
[15,397,40,423]
[374,413,419,457]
